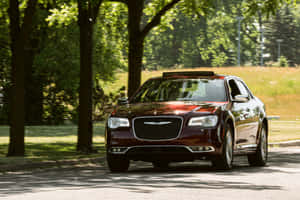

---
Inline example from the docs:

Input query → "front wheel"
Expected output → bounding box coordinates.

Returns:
[248,125,268,166]
[107,153,130,172]
[212,125,233,170]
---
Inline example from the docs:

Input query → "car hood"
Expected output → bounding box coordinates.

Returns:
[112,101,228,118]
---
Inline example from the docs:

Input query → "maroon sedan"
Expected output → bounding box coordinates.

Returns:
[105,71,268,172]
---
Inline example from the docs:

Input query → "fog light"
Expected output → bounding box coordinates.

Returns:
[110,147,128,153]
[189,146,215,152]
[190,146,200,151]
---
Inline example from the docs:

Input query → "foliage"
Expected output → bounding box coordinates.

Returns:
[93,77,126,121]
[32,1,128,124]
[144,1,257,69]
[1,0,299,126]
[0,0,10,124]
[279,56,289,67]
[46,3,78,27]
[93,2,128,80]
[265,56,289,67]
[33,15,80,124]
[264,4,300,66]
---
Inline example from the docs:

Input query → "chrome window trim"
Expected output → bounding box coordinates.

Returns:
[225,77,254,101]
[132,115,184,141]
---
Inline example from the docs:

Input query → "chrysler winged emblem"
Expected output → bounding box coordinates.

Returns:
[144,121,172,125]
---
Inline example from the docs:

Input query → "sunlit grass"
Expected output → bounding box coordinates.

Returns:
[0,124,106,165]
[269,120,300,143]
[0,142,106,166]
[104,67,300,120]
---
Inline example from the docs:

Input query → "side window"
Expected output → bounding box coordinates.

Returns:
[228,79,241,98]
[236,81,249,96]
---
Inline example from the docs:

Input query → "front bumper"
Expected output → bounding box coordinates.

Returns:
[106,124,224,161]
[107,145,216,162]
[109,145,215,154]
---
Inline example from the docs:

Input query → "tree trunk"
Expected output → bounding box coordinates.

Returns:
[127,1,144,97]
[128,37,144,97]
[126,0,180,97]
[7,0,37,156]
[8,41,26,156]
[77,1,96,153]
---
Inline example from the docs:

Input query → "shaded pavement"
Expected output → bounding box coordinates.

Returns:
[1,147,300,200]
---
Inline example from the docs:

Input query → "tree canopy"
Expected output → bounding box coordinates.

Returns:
[0,0,298,156]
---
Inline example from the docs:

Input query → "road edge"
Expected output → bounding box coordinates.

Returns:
[269,140,300,148]
[1,140,300,173]
[0,157,106,173]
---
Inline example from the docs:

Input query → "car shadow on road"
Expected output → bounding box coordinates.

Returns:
[1,148,299,197]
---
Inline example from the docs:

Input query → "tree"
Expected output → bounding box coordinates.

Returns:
[112,0,291,96]
[33,1,127,152]
[0,0,10,125]
[265,4,300,66]
[77,0,103,152]
[126,0,181,97]
[8,0,38,156]
[24,4,54,125]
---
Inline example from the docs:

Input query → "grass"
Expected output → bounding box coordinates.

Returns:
[104,67,300,120]
[269,120,300,143]
[0,123,106,166]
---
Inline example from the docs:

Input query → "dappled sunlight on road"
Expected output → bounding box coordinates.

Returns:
[1,147,300,199]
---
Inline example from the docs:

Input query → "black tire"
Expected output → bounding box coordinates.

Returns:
[152,161,169,169]
[212,124,234,170]
[248,125,268,166]
[107,153,130,172]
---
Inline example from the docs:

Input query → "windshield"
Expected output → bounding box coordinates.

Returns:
[131,78,227,103]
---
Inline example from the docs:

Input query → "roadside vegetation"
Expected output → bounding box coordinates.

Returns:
[270,120,300,142]
[0,124,106,166]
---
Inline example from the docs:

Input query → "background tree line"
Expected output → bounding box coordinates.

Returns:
[0,0,297,156]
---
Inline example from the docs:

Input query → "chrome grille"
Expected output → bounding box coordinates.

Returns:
[133,116,183,141]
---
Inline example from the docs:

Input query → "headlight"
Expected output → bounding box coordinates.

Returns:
[188,116,218,127]
[108,117,130,129]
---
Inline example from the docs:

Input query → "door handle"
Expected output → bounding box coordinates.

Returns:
[241,111,249,119]
[243,113,250,118]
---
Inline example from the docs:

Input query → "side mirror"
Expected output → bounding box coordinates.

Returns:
[117,97,129,105]
[233,94,249,103]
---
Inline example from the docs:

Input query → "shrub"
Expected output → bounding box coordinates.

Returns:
[93,78,126,121]
[279,56,289,67]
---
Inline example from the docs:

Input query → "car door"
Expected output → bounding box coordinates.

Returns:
[236,80,260,146]
[228,79,252,149]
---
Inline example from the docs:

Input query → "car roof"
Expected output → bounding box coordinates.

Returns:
[148,71,242,81]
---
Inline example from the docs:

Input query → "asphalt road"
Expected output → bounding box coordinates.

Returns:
[1,147,300,200]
